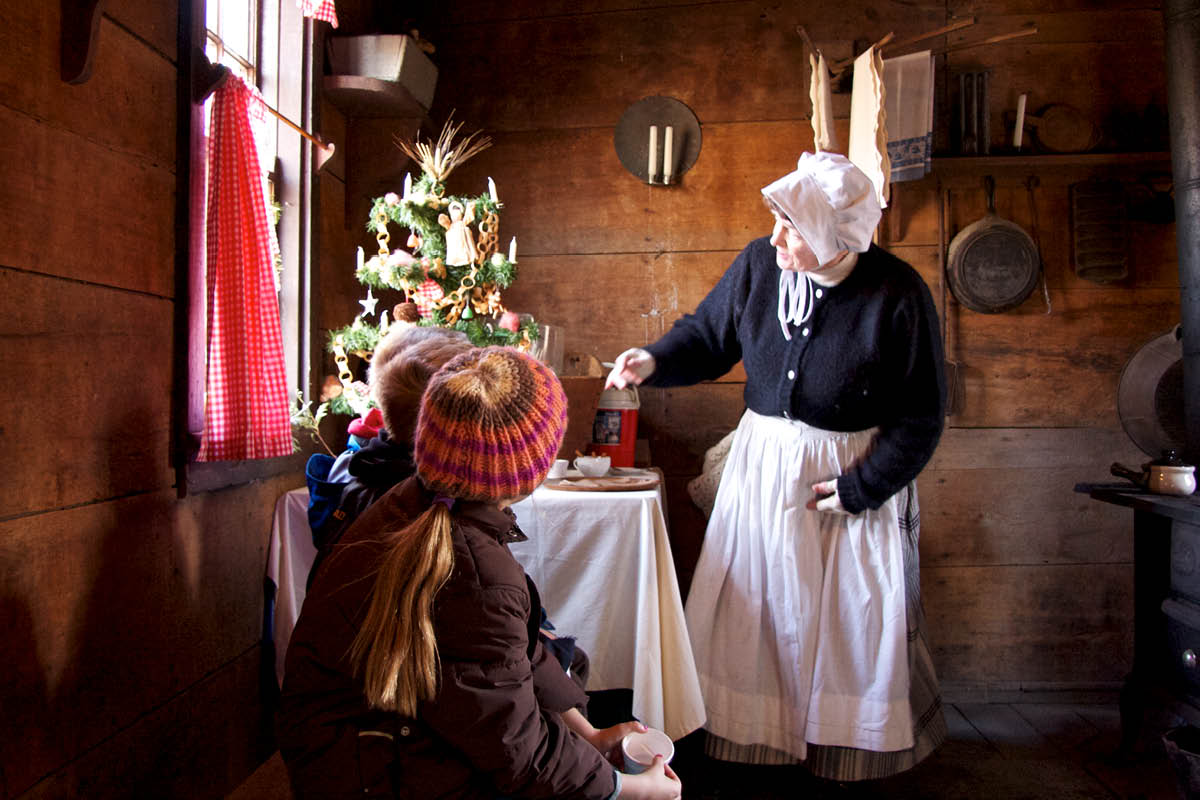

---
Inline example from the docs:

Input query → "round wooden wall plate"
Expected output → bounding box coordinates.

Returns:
[614,96,702,184]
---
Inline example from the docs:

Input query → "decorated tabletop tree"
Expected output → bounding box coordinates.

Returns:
[321,117,540,419]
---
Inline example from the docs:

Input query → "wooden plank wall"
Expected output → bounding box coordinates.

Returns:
[0,2,318,797]
[343,0,1176,700]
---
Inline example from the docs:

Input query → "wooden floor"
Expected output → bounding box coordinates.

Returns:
[231,701,1187,799]
[667,702,1185,800]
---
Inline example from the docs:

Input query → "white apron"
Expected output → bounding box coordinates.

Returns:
[684,409,913,760]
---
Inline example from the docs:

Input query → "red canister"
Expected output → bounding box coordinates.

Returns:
[590,385,639,467]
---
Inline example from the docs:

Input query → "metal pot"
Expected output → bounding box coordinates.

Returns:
[1112,451,1197,496]
[947,176,1041,313]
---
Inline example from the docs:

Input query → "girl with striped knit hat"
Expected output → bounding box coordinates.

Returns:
[279,346,682,800]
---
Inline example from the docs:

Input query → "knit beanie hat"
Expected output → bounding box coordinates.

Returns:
[415,347,567,502]
[760,151,881,265]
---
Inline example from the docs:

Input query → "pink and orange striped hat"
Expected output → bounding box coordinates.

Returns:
[414,347,567,502]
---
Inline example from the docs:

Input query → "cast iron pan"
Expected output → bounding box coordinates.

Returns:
[947,176,1041,313]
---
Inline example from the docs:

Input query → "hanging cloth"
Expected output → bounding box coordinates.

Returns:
[848,45,890,208]
[197,76,293,462]
[297,0,339,27]
[808,52,836,153]
[883,51,934,183]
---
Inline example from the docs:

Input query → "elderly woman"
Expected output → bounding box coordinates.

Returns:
[606,152,947,782]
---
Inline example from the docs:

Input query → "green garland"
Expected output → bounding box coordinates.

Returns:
[360,177,516,298]
[327,315,540,354]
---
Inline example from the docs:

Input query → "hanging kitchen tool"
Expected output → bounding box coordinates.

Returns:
[1118,325,1187,459]
[938,183,963,415]
[1070,178,1130,283]
[946,176,1041,313]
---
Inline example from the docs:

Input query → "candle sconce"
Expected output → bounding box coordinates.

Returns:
[614,96,702,186]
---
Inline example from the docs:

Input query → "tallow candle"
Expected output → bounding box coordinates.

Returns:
[663,126,674,184]
[647,125,658,183]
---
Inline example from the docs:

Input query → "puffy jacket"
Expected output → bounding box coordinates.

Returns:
[279,476,618,799]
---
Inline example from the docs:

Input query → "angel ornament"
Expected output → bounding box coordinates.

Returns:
[440,200,478,267]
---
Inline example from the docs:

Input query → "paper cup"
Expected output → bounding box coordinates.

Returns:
[620,728,674,774]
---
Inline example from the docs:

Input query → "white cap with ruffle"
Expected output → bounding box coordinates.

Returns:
[760,151,882,266]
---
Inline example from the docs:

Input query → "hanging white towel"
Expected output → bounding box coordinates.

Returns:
[809,52,836,153]
[883,51,934,183]
[848,46,889,208]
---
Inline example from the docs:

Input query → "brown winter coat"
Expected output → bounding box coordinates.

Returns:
[278,476,617,799]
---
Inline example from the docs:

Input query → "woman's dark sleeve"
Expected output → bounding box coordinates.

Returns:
[642,244,754,386]
[837,275,946,513]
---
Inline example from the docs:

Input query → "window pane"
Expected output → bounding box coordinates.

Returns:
[206,0,219,35]
[220,0,252,62]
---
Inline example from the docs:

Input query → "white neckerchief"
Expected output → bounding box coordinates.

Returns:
[777,269,815,341]
[775,252,859,341]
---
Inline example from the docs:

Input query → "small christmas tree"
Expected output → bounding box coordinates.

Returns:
[323,117,539,418]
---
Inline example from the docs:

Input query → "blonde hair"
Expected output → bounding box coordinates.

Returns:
[349,502,455,714]
[370,331,473,443]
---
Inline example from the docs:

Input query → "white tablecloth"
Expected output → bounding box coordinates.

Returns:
[509,479,705,741]
[266,479,706,740]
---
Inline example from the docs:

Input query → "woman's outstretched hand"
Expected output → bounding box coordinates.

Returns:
[606,348,656,389]
[806,478,848,514]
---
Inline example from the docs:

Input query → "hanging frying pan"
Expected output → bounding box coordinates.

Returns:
[947,176,1041,313]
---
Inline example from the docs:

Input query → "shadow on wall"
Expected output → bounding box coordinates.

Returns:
[1,422,283,797]
[1,589,42,799]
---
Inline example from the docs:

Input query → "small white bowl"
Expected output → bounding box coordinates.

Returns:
[620,728,674,774]
[573,455,611,478]
[1149,464,1196,496]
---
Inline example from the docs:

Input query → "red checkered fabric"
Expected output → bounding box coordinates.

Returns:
[197,76,293,462]
[297,0,338,27]
[411,278,445,319]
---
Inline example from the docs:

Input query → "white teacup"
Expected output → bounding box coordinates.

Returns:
[620,728,674,774]
[573,455,611,477]
[546,459,569,480]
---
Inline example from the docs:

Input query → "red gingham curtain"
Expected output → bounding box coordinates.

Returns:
[297,0,338,27]
[197,76,292,462]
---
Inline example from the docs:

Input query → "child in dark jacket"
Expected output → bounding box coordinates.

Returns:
[310,326,474,557]
[279,347,681,799]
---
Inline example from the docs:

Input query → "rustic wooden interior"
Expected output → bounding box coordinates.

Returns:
[0,0,1179,796]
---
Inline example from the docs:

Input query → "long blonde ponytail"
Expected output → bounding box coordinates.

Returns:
[350,502,455,714]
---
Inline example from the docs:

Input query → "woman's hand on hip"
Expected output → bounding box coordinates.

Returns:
[606,348,656,389]
[806,478,847,514]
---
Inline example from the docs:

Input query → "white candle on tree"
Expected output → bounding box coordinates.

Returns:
[356,245,364,272]
[647,125,658,183]
[509,236,517,262]
[488,176,499,203]
[663,126,675,184]
[403,173,412,199]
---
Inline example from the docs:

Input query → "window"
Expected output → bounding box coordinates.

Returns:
[177,0,319,490]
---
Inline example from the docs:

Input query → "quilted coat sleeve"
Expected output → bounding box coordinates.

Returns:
[422,583,616,800]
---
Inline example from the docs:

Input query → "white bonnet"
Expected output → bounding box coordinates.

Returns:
[760,152,881,266]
